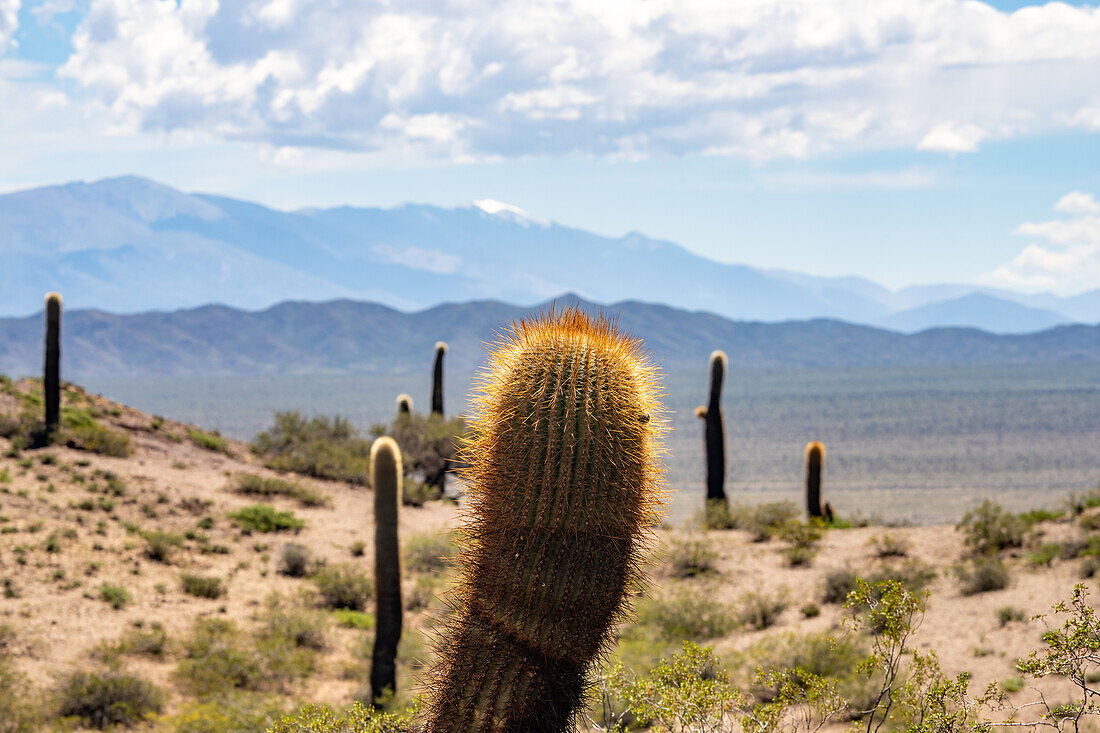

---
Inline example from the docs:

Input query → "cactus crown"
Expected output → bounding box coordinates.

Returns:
[805,441,826,462]
[709,349,728,369]
[396,394,413,412]
[45,292,63,306]
[423,306,665,730]
[435,341,449,354]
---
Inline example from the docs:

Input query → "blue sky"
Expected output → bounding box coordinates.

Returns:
[1,0,1099,293]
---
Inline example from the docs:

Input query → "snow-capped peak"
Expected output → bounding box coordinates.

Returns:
[472,199,548,227]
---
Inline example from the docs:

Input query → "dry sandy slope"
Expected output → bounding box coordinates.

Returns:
[0,382,1094,729]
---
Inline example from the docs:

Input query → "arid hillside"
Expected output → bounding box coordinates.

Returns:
[1,376,1097,732]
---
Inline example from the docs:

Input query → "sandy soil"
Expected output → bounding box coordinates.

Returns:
[0,381,1094,730]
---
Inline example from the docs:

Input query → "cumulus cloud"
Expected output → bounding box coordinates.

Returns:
[983,192,1100,295]
[0,0,20,52]
[54,0,1100,160]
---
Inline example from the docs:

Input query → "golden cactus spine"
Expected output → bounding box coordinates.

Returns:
[422,308,664,733]
[44,292,62,434]
[370,437,403,705]
[698,350,727,503]
[431,341,447,416]
[805,441,825,519]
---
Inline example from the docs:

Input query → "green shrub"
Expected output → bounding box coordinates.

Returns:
[175,619,263,696]
[739,630,872,710]
[333,609,374,630]
[738,590,788,630]
[956,499,1027,555]
[1029,543,1061,567]
[0,626,44,732]
[158,697,286,733]
[63,422,133,458]
[371,411,468,501]
[1001,676,1025,693]
[403,532,455,574]
[99,582,131,610]
[229,474,328,508]
[269,702,418,733]
[822,560,936,605]
[181,574,226,599]
[117,622,169,658]
[278,543,313,578]
[869,532,910,558]
[187,428,230,454]
[258,596,327,654]
[956,556,1010,595]
[142,530,184,562]
[635,588,735,640]
[54,670,163,729]
[997,606,1026,627]
[229,504,305,533]
[253,412,372,485]
[747,501,799,542]
[313,564,373,611]
[666,537,717,578]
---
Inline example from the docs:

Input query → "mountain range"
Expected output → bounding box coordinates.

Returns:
[0,295,1096,379]
[1,175,1097,333]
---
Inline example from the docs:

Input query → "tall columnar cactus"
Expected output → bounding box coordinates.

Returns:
[44,292,62,434]
[370,436,404,706]
[422,309,664,733]
[431,341,447,416]
[805,441,826,519]
[396,394,413,415]
[695,350,728,504]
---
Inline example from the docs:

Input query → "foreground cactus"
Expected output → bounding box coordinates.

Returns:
[422,308,664,732]
[370,437,403,705]
[696,350,728,504]
[805,441,825,519]
[431,342,447,416]
[44,292,62,434]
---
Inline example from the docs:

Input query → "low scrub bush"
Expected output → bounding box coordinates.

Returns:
[269,702,418,733]
[142,530,184,562]
[229,504,305,534]
[54,669,163,729]
[313,564,373,611]
[666,537,718,578]
[635,588,736,640]
[822,560,936,605]
[229,473,328,508]
[956,499,1027,555]
[403,532,455,574]
[869,532,910,558]
[738,590,788,630]
[181,574,226,599]
[187,428,230,454]
[371,411,469,502]
[956,556,1010,595]
[99,582,131,610]
[253,412,372,485]
[63,422,133,458]
[278,543,313,578]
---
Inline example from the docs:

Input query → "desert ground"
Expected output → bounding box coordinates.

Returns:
[0,377,1097,731]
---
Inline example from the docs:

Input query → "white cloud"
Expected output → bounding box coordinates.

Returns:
[982,192,1100,295]
[0,0,20,52]
[917,122,986,153]
[47,0,1100,160]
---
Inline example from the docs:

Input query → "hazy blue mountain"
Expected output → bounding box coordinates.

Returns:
[0,175,1095,332]
[0,295,1096,380]
[874,294,1071,334]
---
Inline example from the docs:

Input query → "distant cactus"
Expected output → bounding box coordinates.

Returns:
[696,350,728,504]
[824,502,835,524]
[396,394,413,415]
[370,436,403,706]
[44,292,62,434]
[431,342,447,416]
[805,441,825,519]
[422,308,664,732]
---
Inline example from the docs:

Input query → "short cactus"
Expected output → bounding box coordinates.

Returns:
[696,350,728,504]
[370,436,403,705]
[805,441,825,519]
[422,308,664,732]
[431,341,447,416]
[44,292,62,434]
[396,394,413,414]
